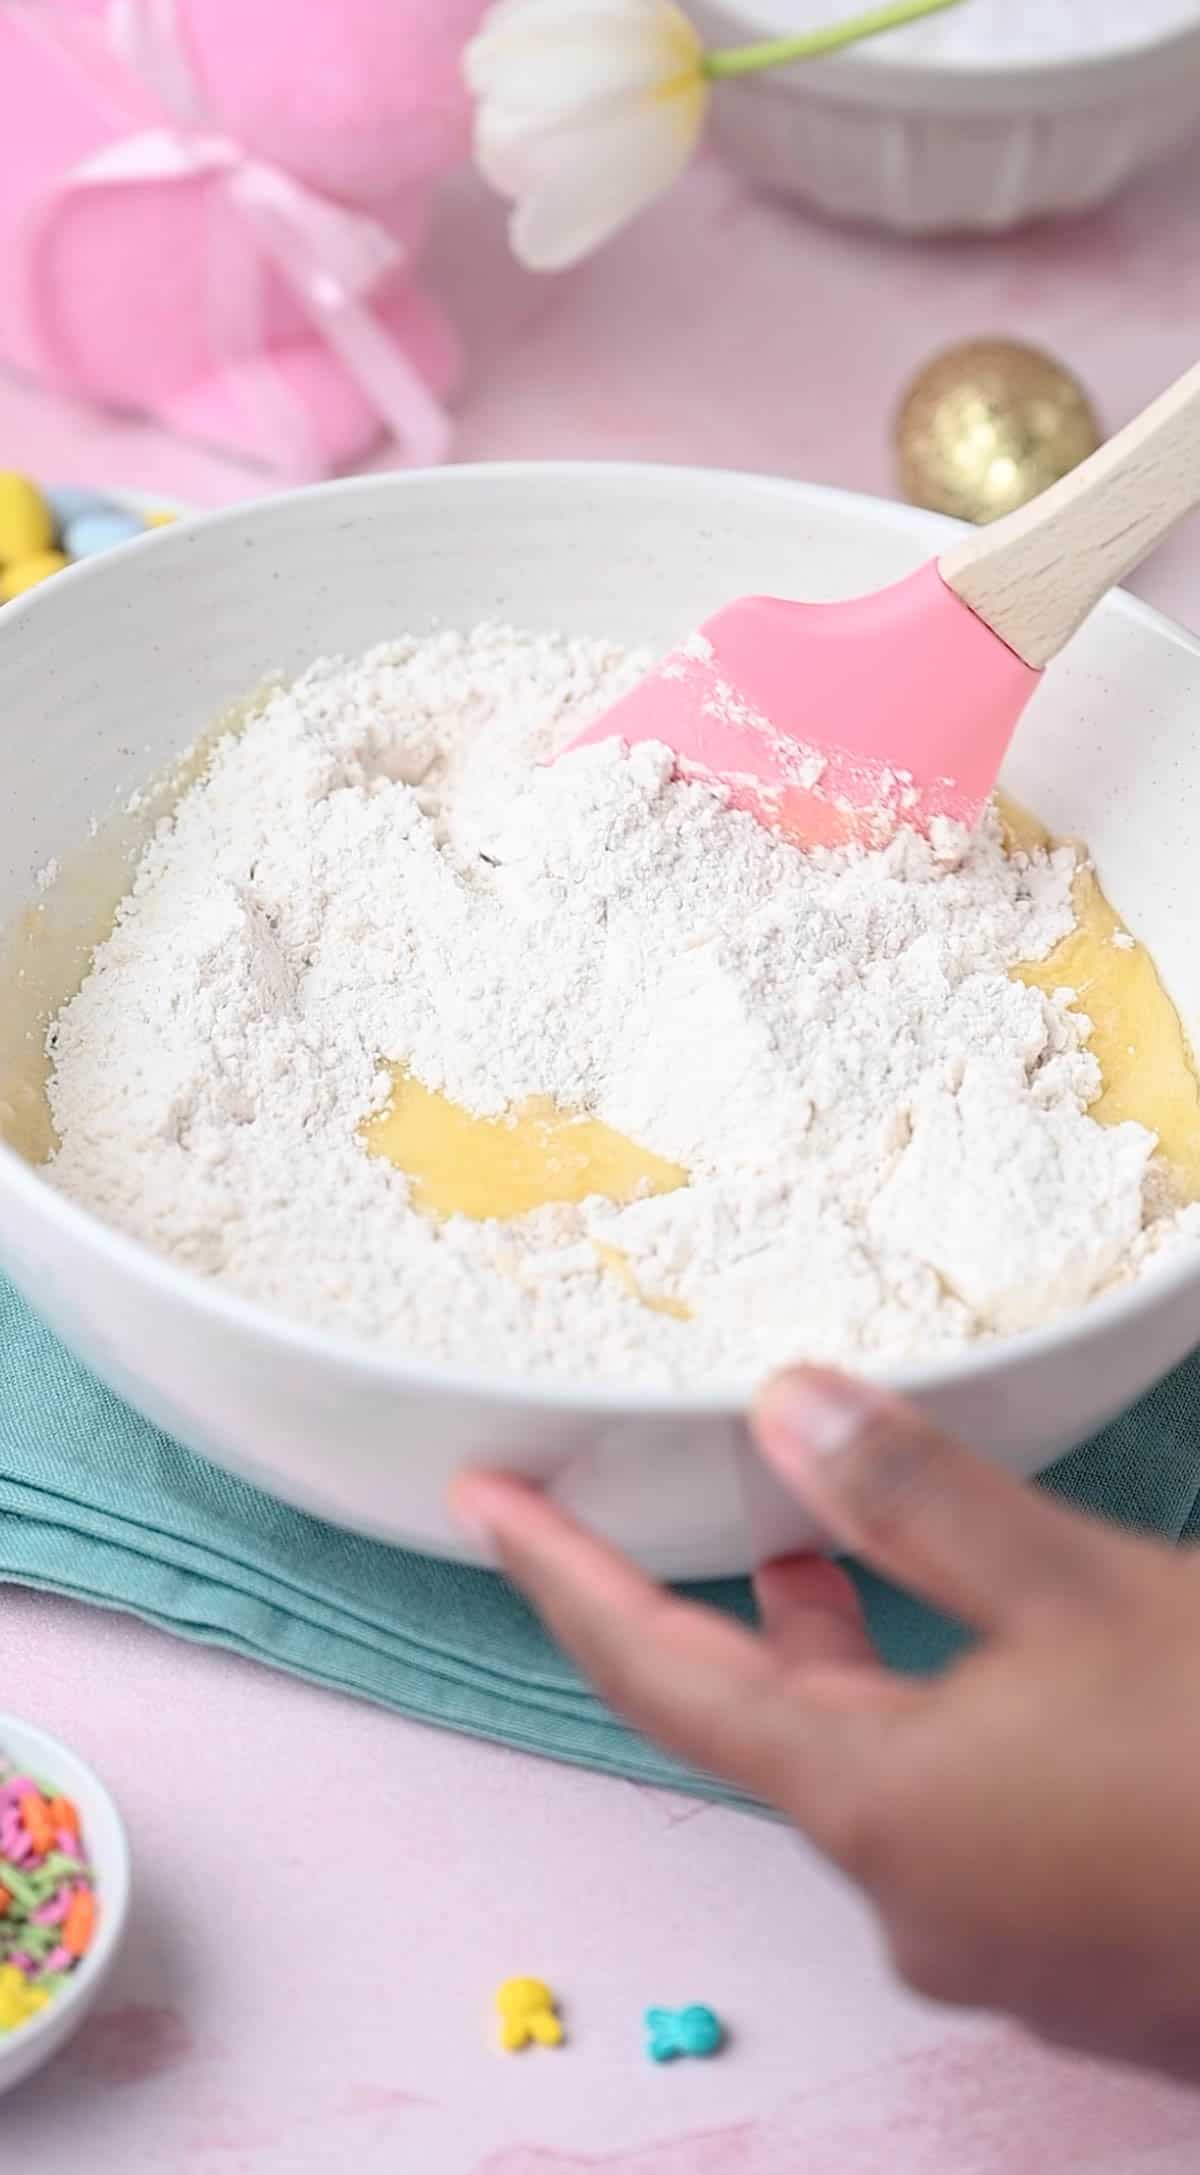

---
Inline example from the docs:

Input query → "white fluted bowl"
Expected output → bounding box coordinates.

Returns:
[2,464,1200,1577]
[693,2,1200,234]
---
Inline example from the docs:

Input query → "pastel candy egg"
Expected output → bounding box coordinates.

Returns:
[143,509,178,528]
[63,506,147,558]
[43,484,114,531]
[0,472,54,562]
[0,550,69,601]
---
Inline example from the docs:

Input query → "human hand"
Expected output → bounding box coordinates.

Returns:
[451,1368,1200,2082]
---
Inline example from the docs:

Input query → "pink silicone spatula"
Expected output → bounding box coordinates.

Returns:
[566,361,1200,845]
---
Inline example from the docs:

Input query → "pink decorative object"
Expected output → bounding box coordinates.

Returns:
[0,0,487,476]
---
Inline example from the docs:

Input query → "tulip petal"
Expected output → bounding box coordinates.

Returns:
[503,87,707,269]
[467,6,701,116]
[466,0,707,270]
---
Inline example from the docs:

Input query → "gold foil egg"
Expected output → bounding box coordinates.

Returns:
[895,339,1102,525]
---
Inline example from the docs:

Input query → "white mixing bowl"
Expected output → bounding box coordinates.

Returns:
[2,465,1200,1579]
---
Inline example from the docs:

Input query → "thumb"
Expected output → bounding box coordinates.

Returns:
[751,1367,1131,1634]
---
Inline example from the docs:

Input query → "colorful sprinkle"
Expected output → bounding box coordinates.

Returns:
[0,1749,96,2035]
[61,1888,95,1960]
[0,1965,50,2033]
[19,1793,53,1857]
[644,2004,725,2063]
[495,1977,564,2053]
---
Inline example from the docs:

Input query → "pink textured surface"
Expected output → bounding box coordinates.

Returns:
[7,139,1200,2165]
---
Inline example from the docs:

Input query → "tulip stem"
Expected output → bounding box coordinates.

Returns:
[703,0,963,77]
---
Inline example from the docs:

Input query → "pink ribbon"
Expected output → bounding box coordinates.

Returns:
[12,0,451,476]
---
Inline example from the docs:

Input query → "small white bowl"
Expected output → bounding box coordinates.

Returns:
[692,0,1200,234]
[0,1716,131,2097]
[3,464,1200,1578]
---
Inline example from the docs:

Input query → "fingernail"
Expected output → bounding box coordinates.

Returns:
[754,1369,880,1464]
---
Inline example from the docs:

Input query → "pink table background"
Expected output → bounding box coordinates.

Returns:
[8,140,1200,2169]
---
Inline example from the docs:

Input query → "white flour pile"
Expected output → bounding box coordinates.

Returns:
[45,625,1194,1389]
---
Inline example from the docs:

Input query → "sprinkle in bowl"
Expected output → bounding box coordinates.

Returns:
[0,1714,131,2097]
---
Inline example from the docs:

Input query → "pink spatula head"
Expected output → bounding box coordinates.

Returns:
[565,359,1200,842]
[568,562,1038,846]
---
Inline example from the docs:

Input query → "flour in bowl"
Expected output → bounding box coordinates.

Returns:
[44,626,1198,1388]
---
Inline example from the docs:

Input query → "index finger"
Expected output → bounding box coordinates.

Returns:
[753,1368,1137,1634]
[450,1470,905,1849]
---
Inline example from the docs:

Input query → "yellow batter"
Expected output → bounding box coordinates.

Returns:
[362,804,1200,1305]
[362,1068,691,1314]
[362,1069,687,1223]
[1002,800,1200,1202]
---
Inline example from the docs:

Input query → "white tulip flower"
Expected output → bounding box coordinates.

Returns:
[466,0,708,272]
[466,0,964,270]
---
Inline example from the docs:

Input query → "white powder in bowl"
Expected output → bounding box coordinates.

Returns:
[44,626,1198,1390]
[752,0,1200,65]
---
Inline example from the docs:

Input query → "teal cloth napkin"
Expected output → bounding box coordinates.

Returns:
[4,1273,1200,1807]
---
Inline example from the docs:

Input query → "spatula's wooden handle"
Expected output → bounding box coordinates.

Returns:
[938,359,1200,669]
